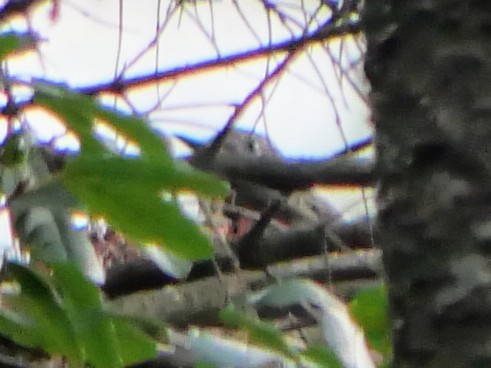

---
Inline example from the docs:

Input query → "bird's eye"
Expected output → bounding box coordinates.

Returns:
[246,139,258,153]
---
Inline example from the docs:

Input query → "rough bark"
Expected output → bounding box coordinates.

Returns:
[364,1,491,367]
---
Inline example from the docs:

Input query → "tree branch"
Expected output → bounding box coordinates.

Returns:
[191,150,374,191]
[0,0,42,22]
[107,249,382,326]
[77,22,360,95]
[102,214,374,298]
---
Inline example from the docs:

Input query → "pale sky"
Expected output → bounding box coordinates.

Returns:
[3,0,372,158]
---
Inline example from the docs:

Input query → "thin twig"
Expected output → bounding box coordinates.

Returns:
[77,22,360,95]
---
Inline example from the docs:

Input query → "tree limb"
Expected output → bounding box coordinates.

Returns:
[78,22,360,95]
[107,249,382,325]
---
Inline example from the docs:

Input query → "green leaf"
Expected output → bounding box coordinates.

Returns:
[33,83,226,261]
[15,207,68,263]
[34,87,107,156]
[51,209,105,285]
[0,305,82,367]
[219,305,294,359]
[5,264,83,365]
[9,180,80,213]
[8,263,62,321]
[63,156,229,197]
[0,33,22,59]
[111,315,157,366]
[0,132,28,167]
[301,346,342,368]
[0,306,41,349]
[0,263,162,367]
[10,183,103,283]
[0,32,38,60]
[52,263,122,368]
[96,106,171,162]
[349,285,391,356]
[34,83,173,163]
[194,363,217,368]
[173,161,230,197]
[62,177,213,260]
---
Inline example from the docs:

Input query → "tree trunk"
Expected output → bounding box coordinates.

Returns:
[363,1,491,367]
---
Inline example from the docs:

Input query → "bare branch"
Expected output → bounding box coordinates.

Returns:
[190,149,374,191]
[77,22,360,95]
[107,249,382,325]
[193,51,297,163]
[0,0,43,22]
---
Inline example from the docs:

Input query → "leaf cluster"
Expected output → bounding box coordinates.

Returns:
[0,263,160,368]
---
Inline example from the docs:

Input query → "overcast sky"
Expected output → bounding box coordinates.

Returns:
[4,0,372,158]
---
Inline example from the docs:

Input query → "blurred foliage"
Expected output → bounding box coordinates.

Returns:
[0,30,228,366]
[0,263,160,368]
[220,304,344,367]
[220,304,297,360]
[350,285,392,363]
[0,132,28,167]
[34,82,229,260]
[301,346,343,368]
